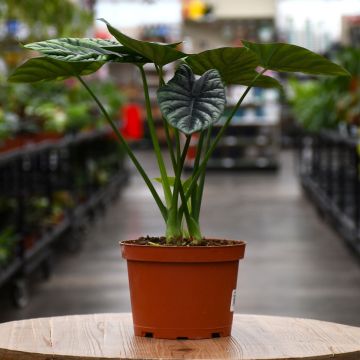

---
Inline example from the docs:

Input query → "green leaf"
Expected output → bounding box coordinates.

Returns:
[25,38,121,62]
[102,41,181,57]
[8,57,103,83]
[100,45,150,64]
[242,41,351,76]
[186,47,281,88]
[99,18,185,66]
[157,64,226,135]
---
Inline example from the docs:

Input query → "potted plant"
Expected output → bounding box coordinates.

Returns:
[9,19,350,339]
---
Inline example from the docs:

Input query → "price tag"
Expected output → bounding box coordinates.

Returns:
[230,289,237,312]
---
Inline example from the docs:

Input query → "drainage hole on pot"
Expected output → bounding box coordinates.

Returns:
[176,337,189,340]
[211,332,221,338]
[144,332,153,338]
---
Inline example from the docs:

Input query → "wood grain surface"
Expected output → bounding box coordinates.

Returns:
[0,313,360,359]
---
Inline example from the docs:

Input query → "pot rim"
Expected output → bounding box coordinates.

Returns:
[119,239,246,248]
[120,238,246,263]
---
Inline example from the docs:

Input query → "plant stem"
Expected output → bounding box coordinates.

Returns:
[178,180,202,242]
[194,126,212,221]
[190,131,205,218]
[164,122,176,173]
[166,135,191,242]
[172,135,191,213]
[139,65,172,208]
[76,75,167,220]
[175,129,181,161]
[156,65,177,173]
[182,69,267,207]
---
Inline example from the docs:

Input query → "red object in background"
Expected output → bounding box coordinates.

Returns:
[186,133,199,160]
[121,104,144,140]
[187,145,197,160]
[350,78,359,92]
[34,133,62,143]
[94,29,112,40]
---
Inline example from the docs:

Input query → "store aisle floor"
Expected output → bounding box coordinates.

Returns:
[1,150,360,325]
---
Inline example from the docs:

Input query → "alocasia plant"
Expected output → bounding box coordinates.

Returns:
[9,19,350,245]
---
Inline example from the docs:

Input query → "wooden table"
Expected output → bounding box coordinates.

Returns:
[0,313,360,359]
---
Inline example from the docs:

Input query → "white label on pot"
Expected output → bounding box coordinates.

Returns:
[230,289,237,312]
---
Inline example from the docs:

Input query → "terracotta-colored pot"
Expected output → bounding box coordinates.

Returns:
[120,239,246,339]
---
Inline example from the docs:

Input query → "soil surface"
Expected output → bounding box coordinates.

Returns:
[124,236,243,247]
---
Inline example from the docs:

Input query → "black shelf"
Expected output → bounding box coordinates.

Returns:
[0,128,129,304]
[0,259,22,288]
[299,131,360,255]
[24,219,70,262]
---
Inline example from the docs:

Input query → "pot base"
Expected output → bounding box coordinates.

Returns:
[134,325,231,340]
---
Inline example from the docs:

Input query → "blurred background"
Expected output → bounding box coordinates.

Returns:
[0,0,360,325]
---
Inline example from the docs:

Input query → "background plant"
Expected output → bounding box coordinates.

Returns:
[9,20,350,245]
[0,79,125,138]
[289,47,359,133]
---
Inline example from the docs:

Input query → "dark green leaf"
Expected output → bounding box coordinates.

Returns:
[99,18,185,66]
[102,41,182,59]
[242,41,351,76]
[157,64,226,135]
[186,47,280,88]
[8,57,103,83]
[25,38,120,62]
[101,45,150,64]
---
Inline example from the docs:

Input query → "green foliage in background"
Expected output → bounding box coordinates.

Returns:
[0,79,126,137]
[0,228,17,267]
[0,0,93,40]
[289,47,360,132]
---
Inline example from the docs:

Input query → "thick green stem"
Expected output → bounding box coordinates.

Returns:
[182,69,267,210]
[194,126,212,221]
[191,131,205,216]
[139,66,172,207]
[156,65,177,174]
[175,129,181,161]
[178,180,202,243]
[166,135,191,242]
[77,75,167,220]
[172,135,191,212]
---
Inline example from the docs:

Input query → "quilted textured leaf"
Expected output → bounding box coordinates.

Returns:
[8,57,104,83]
[25,38,122,62]
[158,64,226,135]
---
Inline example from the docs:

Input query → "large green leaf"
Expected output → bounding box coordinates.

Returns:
[24,38,121,62]
[157,64,226,135]
[8,57,103,83]
[186,47,280,88]
[242,41,350,76]
[24,38,149,64]
[99,19,185,66]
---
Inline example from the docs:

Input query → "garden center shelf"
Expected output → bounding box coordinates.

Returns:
[299,130,360,255]
[185,86,281,170]
[0,129,129,307]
